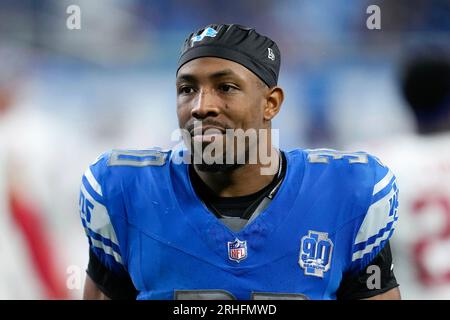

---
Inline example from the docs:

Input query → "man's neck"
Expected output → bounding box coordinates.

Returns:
[193,147,280,197]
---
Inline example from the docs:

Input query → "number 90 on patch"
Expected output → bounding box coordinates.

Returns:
[299,230,334,278]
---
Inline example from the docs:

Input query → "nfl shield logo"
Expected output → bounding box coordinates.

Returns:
[227,238,247,262]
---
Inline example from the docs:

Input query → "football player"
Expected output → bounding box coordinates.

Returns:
[0,60,68,299]
[80,24,400,300]
[350,53,450,299]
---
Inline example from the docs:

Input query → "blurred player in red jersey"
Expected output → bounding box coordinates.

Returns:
[351,52,450,299]
[0,47,68,299]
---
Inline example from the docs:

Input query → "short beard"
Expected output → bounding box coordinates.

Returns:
[189,143,250,173]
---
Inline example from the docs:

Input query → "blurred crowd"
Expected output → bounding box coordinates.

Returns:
[0,0,449,299]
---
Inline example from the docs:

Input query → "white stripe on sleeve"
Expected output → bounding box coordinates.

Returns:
[80,184,120,247]
[352,225,396,262]
[372,170,394,196]
[84,168,103,197]
[354,186,397,245]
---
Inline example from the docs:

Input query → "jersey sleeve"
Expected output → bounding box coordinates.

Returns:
[349,156,399,273]
[337,241,399,299]
[78,153,128,277]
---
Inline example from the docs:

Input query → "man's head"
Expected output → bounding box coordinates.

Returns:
[175,24,284,172]
[401,53,450,134]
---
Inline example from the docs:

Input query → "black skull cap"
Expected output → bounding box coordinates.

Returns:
[177,24,281,87]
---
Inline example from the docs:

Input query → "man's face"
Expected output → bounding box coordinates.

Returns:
[176,57,269,170]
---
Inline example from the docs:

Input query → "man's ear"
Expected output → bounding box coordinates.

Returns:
[263,86,284,121]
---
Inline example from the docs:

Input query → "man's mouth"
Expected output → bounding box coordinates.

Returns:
[187,121,228,143]
[190,126,226,143]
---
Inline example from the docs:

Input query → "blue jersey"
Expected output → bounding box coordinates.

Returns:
[79,148,399,300]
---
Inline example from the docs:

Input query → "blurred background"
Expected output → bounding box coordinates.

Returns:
[0,0,449,299]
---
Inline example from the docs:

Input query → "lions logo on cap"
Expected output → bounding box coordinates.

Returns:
[191,27,218,46]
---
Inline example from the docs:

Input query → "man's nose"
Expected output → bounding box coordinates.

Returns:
[191,89,220,120]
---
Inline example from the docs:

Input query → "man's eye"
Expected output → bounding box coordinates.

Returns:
[179,86,195,94]
[219,84,237,92]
